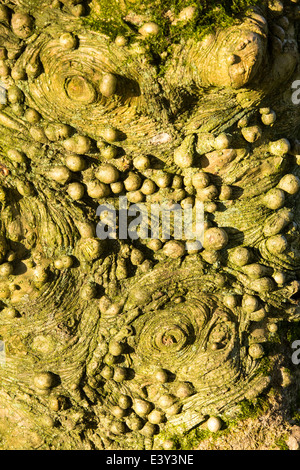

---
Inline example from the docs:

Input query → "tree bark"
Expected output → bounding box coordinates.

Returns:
[0,0,299,450]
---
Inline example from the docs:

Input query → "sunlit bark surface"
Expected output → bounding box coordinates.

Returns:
[0,0,299,450]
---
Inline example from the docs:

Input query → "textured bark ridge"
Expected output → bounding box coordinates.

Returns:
[0,0,300,450]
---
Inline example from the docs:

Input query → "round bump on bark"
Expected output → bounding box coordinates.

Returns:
[115,35,128,46]
[45,123,72,142]
[11,13,34,39]
[154,368,169,384]
[0,61,10,79]
[241,126,262,143]
[130,248,144,266]
[248,343,264,359]
[243,263,272,280]
[110,421,127,435]
[113,366,128,382]
[242,294,260,313]
[101,145,118,160]
[7,149,27,164]
[111,405,127,419]
[147,409,165,424]
[110,181,124,194]
[206,416,223,432]
[192,172,210,190]
[7,86,24,104]
[2,306,19,318]
[123,172,142,191]
[266,235,288,254]
[33,372,57,390]
[101,365,114,380]
[163,241,186,259]
[174,382,195,398]
[147,239,163,252]
[263,188,285,210]
[154,171,173,189]
[260,107,271,115]
[139,422,158,437]
[133,399,153,417]
[80,283,97,300]
[250,308,267,322]
[158,394,176,409]
[59,33,78,50]
[95,164,120,185]
[0,262,13,277]
[63,135,92,154]
[48,395,68,412]
[250,277,276,293]
[126,415,144,431]
[273,271,286,285]
[205,202,218,213]
[29,126,48,143]
[86,180,110,198]
[223,294,239,309]
[1,1,300,451]
[261,111,276,126]
[263,208,294,237]
[196,185,219,202]
[65,154,86,172]
[133,155,151,171]
[141,179,157,195]
[54,255,74,270]
[165,402,182,416]
[49,166,71,185]
[277,174,300,195]
[67,182,85,200]
[11,65,26,81]
[174,135,195,168]
[163,440,176,450]
[269,139,291,157]
[100,73,118,98]
[24,108,41,124]
[238,116,250,128]
[214,133,232,150]
[108,340,124,356]
[139,22,160,37]
[118,395,132,410]
[26,60,43,79]
[267,323,278,333]
[219,185,233,201]
[203,228,228,251]
[102,127,120,143]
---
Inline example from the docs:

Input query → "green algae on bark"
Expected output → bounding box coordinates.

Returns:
[0,0,299,451]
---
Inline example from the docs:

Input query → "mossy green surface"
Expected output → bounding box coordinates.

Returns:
[84,0,267,59]
[0,0,299,451]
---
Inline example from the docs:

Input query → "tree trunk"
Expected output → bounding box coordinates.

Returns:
[0,0,299,450]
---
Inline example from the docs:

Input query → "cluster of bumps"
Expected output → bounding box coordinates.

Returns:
[0,0,300,450]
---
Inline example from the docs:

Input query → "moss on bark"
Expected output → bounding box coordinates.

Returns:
[0,0,299,450]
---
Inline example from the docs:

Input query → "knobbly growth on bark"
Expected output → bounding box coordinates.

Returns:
[0,0,300,450]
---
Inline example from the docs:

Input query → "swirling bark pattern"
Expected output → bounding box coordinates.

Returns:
[0,0,299,450]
